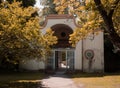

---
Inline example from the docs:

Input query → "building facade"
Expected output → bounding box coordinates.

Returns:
[19,14,104,73]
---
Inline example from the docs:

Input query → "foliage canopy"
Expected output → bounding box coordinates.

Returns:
[0,1,57,63]
[6,0,36,7]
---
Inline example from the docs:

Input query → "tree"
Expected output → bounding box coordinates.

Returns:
[44,0,57,15]
[6,0,36,7]
[38,0,57,15]
[38,0,57,26]
[94,0,120,51]
[0,1,57,64]
[53,0,120,51]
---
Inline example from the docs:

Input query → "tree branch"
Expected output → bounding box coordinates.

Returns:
[94,0,107,17]
[94,0,111,30]
[109,0,120,18]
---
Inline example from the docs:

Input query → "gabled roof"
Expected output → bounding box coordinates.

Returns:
[41,14,81,28]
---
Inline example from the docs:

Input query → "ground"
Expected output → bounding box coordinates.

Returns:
[42,71,78,88]
[71,72,120,88]
[0,72,46,88]
[0,71,120,88]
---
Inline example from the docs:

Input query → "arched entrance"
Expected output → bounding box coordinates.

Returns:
[51,24,73,48]
[46,24,75,71]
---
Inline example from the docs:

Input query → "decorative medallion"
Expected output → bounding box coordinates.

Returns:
[84,49,94,60]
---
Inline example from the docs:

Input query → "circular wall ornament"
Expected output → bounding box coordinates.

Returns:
[84,49,94,60]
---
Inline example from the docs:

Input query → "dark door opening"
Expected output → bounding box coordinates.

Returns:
[55,51,67,71]
[55,50,74,71]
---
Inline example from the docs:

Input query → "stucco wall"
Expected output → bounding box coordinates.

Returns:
[75,41,83,70]
[19,59,45,70]
[82,32,104,72]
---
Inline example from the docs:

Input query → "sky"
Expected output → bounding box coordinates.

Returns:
[34,0,44,9]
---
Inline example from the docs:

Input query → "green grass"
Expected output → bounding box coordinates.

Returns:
[71,72,120,88]
[0,71,46,82]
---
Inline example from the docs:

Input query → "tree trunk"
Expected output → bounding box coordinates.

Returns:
[94,0,120,49]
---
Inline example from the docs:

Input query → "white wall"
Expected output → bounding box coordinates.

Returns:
[82,32,104,72]
[75,40,83,70]
[19,59,45,70]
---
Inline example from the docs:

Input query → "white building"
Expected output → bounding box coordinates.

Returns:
[19,14,104,73]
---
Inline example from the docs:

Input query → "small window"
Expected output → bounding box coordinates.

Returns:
[61,32,66,37]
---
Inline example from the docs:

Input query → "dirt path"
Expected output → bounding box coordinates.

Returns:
[41,71,78,88]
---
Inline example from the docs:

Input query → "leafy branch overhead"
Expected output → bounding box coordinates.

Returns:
[54,0,120,49]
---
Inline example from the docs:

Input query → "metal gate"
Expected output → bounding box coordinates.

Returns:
[46,49,74,71]
[66,50,74,70]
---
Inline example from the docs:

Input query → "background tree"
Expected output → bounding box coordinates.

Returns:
[0,1,57,68]
[53,0,120,52]
[6,0,36,7]
[38,0,57,26]
[44,0,57,15]
[38,0,57,15]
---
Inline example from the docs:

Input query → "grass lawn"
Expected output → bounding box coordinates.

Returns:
[0,71,47,88]
[71,72,120,88]
[0,71,46,82]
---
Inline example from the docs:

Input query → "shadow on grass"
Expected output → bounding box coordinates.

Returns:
[104,72,120,76]
[70,72,120,78]
[0,81,48,88]
[0,71,47,82]
[0,71,49,88]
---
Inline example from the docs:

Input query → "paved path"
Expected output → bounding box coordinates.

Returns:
[41,71,78,88]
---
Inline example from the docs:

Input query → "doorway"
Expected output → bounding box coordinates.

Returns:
[55,51,67,70]
[55,50,74,71]
[46,49,74,72]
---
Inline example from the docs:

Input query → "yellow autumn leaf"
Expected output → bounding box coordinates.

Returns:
[78,6,85,10]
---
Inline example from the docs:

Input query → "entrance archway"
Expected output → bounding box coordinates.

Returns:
[46,24,75,72]
[51,24,73,48]
[50,24,74,71]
